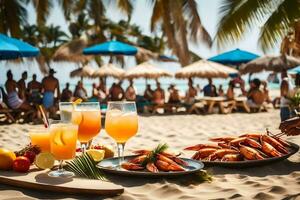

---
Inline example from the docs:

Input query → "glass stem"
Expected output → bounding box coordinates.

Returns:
[81,143,87,153]
[58,160,64,172]
[117,143,125,167]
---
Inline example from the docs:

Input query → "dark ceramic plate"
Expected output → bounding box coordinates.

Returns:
[97,156,204,177]
[202,142,299,168]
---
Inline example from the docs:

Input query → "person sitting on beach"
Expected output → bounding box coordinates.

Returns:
[60,83,72,102]
[109,81,124,101]
[185,79,197,105]
[226,80,235,100]
[42,69,60,110]
[246,78,265,108]
[125,79,136,101]
[91,83,99,99]
[233,74,247,95]
[27,74,42,104]
[98,83,108,103]
[74,81,88,101]
[196,84,201,94]
[168,84,181,104]
[261,81,271,104]
[17,71,28,100]
[153,81,165,105]
[144,84,154,102]
[5,70,32,111]
[203,78,218,97]
[218,85,224,96]
[280,70,293,121]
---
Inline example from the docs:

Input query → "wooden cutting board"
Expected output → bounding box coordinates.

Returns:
[0,168,124,196]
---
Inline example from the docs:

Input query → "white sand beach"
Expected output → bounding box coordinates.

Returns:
[0,109,299,200]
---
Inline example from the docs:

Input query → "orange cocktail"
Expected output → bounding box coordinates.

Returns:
[105,110,138,143]
[29,128,50,152]
[50,123,78,160]
[72,110,101,143]
[105,101,138,166]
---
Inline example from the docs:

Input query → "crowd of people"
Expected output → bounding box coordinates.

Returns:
[0,68,300,123]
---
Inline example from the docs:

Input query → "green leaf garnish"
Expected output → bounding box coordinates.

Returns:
[65,153,107,181]
[142,143,169,166]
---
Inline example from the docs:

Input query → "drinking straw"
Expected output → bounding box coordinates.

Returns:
[38,105,49,128]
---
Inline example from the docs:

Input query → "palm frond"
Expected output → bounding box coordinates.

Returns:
[32,0,53,26]
[150,0,163,32]
[0,0,27,37]
[183,0,212,46]
[215,0,272,49]
[65,153,107,181]
[259,0,300,52]
[117,0,133,20]
[58,0,74,21]
[88,0,105,27]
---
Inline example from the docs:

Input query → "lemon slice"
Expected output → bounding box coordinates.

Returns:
[35,152,55,169]
[73,98,82,105]
[54,130,65,146]
[86,149,105,162]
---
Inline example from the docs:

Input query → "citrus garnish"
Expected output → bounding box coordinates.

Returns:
[53,129,65,146]
[0,148,16,170]
[73,98,82,105]
[34,152,55,169]
[86,149,105,162]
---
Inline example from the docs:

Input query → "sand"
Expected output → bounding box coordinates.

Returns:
[0,109,300,200]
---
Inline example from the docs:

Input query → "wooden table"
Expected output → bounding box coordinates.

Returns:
[234,96,250,113]
[198,97,235,114]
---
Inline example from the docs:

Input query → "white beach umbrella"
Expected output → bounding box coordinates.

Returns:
[92,63,125,79]
[70,65,95,78]
[125,62,172,79]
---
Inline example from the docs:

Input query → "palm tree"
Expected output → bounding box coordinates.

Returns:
[30,0,54,26]
[215,0,300,52]
[22,24,69,71]
[0,0,27,37]
[150,0,212,66]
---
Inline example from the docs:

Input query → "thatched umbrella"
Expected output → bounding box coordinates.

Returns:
[70,65,95,78]
[53,38,92,63]
[175,60,238,79]
[125,62,172,80]
[135,47,177,63]
[240,55,300,74]
[92,63,125,79]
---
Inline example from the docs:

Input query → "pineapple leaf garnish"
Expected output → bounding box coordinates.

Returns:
[142,143,169,166]
[65,153,107,181]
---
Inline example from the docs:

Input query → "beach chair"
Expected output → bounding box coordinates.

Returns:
[187,101,206,114]
[0,106,15,123]
[219,100,236,114]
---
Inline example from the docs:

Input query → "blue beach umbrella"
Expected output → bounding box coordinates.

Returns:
[0,34,39,59]
[83,40,137,55]
[209,48,259,65]
[288,66,300,74]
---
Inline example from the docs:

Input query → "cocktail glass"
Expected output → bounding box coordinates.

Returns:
[48,120,78,178]
[105,101,138,167]
[29,126,50,152]
[60,102,102,152]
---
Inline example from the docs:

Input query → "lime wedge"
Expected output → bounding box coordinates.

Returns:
[86,149,105,162]
[35,152,55,169]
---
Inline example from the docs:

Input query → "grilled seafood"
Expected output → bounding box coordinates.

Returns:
[185,133,291,162]
[121,144,188,172]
